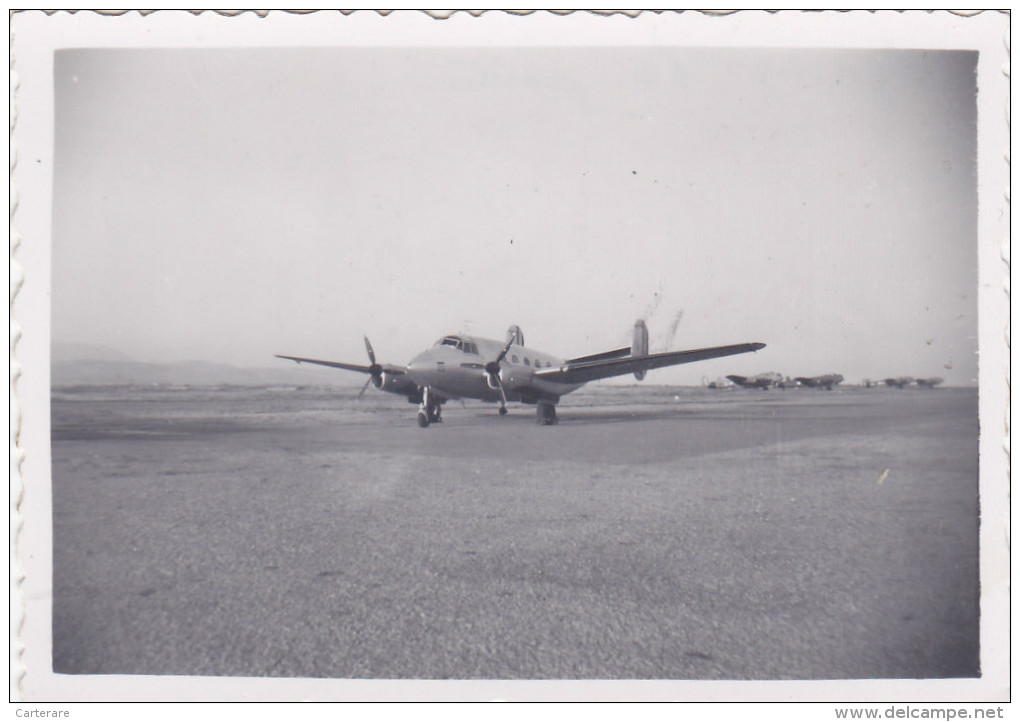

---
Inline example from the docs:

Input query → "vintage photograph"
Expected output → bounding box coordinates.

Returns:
[11,10,1009,703]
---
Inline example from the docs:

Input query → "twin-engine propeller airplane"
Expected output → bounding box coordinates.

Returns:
[725,372,783,389]
[794,374,844,390]
[277,321,765,427]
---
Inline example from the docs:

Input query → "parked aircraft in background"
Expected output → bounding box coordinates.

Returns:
[278,321,764,426]
[726,372,783,389]
[704,376,735,389]
[794,374,844,390]
[884,377,916,389]
[915,377,944,388]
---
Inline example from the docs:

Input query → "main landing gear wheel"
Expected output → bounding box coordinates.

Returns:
[498,407,508,416]
[537,401,557,425]
[416,386,442,428]
[417,405,441,427]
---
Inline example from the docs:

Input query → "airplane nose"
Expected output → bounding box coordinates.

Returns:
[405,353,432,380]
[406,353,427,373]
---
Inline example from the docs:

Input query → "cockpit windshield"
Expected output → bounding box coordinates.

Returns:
[434,336,479,354]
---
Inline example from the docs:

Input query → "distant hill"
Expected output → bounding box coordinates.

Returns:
[51,356,357,388]
[51,342,132,364]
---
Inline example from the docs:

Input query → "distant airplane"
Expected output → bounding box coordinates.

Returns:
[884,377,915,389]
[726,372,783,389]
[704,376,735,389]
[278,321,765,426]
[794,374,844,390]
[915,377,944,388]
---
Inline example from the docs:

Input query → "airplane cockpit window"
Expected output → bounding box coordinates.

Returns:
[435,336,479,354]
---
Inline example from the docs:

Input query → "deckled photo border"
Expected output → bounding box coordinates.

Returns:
[10,9,1010,703]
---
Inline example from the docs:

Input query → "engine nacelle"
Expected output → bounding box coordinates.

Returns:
[500,366,534,390]
[633,319,649,380]
[375,371,413,394]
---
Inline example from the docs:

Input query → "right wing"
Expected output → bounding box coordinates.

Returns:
[276,354,417,397]
[534,343,765,385]
[274,354,407,377]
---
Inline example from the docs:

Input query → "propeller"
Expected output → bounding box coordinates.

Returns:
[357,336,385,400]
[484,336,515,414]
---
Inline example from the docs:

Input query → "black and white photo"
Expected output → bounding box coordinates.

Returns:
[10,9,1009,706]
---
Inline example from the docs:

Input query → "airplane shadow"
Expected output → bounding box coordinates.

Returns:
[464,406,737,427]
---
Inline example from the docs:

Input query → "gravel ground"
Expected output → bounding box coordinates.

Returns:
[50,385,979,680]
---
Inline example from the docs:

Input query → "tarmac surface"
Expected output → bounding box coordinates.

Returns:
[50,384,980,680]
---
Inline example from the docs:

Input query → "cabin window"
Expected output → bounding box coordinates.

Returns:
[511,355,518,364]
[524,358,531,366]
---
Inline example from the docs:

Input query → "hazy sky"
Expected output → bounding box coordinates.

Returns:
[52,47,978,384]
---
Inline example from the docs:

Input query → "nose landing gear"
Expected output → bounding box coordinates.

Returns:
[416,386,443,428]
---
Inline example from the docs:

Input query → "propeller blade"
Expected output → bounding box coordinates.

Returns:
[486,336,516,376]
[363,336,383,377]
[495,336,514,364]
[494,375,507,407]
[356,376,373,400]
[480,336,515,415]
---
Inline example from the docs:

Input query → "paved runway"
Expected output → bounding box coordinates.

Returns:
[50,384,979,680]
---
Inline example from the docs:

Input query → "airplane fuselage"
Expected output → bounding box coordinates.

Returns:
[406,335,583,404]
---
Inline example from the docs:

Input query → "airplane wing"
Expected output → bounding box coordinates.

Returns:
[274,354,406,376]
[564,347,631,364]
[533,343,765,385]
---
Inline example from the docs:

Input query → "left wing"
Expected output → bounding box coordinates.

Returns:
[533,343,765,385]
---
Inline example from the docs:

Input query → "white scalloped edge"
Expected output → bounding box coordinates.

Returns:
[6,8,1011,703]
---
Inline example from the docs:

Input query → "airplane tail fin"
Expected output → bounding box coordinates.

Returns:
[633,319,649,380]
[506,324,524,347]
